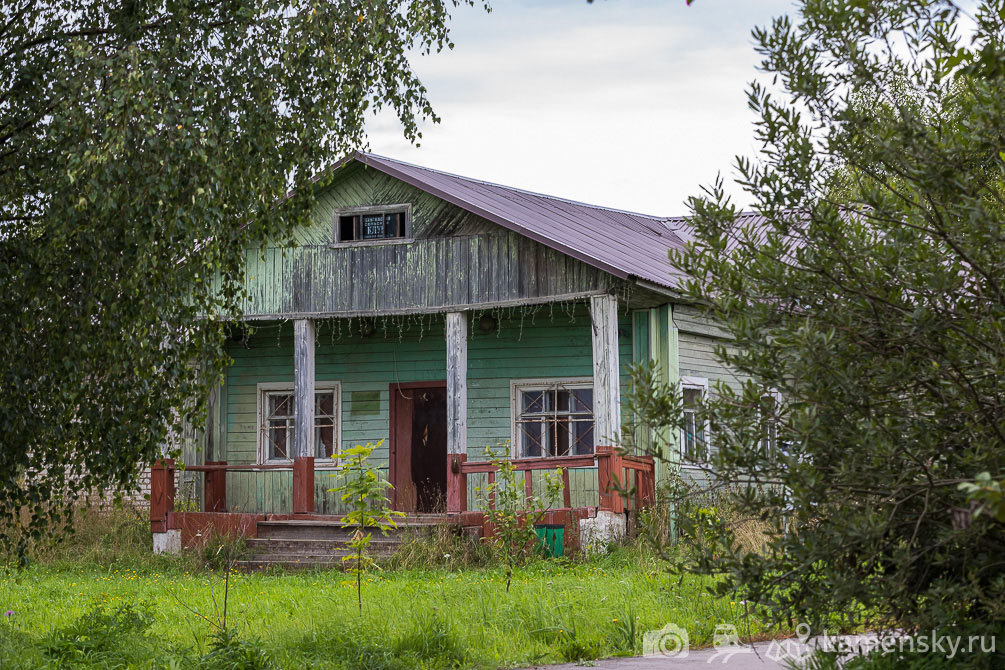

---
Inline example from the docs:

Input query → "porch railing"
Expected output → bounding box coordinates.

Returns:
[150,446,655,532]
[447,446,655,514]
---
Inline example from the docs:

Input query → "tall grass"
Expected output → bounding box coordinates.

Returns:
[0,502,787,668]
[0,549,779,668]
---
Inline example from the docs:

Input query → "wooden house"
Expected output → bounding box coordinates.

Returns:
[150,152,738,559]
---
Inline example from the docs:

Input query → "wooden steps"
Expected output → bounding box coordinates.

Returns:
[236,514,453,571]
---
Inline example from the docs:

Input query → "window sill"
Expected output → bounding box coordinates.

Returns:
[329,238,413,249]
[256,458,340,467]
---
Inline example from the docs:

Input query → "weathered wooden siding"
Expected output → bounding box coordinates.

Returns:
[237,232,617,317]
[675,304,746,487]
[231,165,619,318]
[299,163,499,244]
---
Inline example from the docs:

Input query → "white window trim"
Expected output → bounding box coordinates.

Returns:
[256,381,342,465]
[680,376,710,467]
[759,388,783,460]
[509,377,595,460]
[330,203,413,247]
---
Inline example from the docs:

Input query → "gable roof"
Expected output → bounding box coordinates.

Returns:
[334,151,688,289]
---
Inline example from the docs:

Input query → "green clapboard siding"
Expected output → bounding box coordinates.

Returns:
[219,303,637,513]
[466,304,632,455]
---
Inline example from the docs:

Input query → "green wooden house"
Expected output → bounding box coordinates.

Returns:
[151,152,740,555]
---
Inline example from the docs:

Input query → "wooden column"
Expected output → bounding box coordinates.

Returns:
[650,304,680,486]
[597,447,624,513]
[446,312,468,513]
[293,318,315,514]
[150,459,175,533]
[590,294,622,446]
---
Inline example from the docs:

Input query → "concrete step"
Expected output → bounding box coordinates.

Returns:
[238,515,456,570]
[244,538,400,553]
[256,517,455,540]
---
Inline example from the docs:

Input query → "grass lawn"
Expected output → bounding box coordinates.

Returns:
[0,549,777,669]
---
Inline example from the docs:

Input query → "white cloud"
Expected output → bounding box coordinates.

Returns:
[365,0,795,215]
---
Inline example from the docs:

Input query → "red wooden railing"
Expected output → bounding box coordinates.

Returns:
[448,446,655,514]
[149,457,317,532]
[150,447,655,533]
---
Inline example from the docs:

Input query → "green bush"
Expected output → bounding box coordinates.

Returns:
[42,603,155,666]
[393,615,467,668]
[199,629,275,670]
[198,532,248,571]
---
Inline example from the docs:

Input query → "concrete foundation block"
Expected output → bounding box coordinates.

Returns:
[152,529,182,555]
[578,510,626,552]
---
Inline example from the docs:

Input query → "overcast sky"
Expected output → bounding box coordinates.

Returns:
[365,0,796,217]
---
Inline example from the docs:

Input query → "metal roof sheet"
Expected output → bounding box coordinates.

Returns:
[343,152,690,289]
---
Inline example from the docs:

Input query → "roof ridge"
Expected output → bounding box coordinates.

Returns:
[359,151,672,221]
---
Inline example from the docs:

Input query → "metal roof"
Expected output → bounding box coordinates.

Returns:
[340,152,689,289]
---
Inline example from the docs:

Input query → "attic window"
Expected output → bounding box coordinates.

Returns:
[335,206,409,243]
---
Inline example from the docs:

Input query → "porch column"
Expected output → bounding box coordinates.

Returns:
[590,294,621,446]
[293,318,315,514]
[446,312,468,513]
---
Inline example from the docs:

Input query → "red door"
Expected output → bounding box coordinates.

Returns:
[389,381,448,512]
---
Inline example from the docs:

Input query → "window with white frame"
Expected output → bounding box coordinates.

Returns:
[681,377,709,464]
[258,382,340,463]
[759,391,780,459]
[512,379,594,458]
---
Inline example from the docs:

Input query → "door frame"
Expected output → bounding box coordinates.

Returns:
[388,380,447,511]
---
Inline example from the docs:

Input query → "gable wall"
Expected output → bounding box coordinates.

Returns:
[232,165,619,318]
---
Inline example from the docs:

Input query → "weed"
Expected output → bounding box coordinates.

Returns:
[199,532,248,571]
[328,441,404,610]
[394,615,467,667]
[199,629,275,670]
[386,522,493,571]
[554,624,604,662]
[475,451,564,592]
[43,602,155,665]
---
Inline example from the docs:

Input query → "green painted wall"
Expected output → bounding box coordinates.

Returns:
[219,303,635,513]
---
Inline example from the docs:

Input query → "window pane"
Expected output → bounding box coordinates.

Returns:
[315,423,335,459]
[521,391,545,414]
[315,390,335,418]
[269,420,289,460]
[556,390,570,412]
[760,395,777,456]
[683,387,702,408]
[554,416,570,456]
[269,393,293,418]
[520,422,544,458]
[361,213,385,239]
[683,412,697,460]
[572,420,594,455]
[571,388,593,413]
